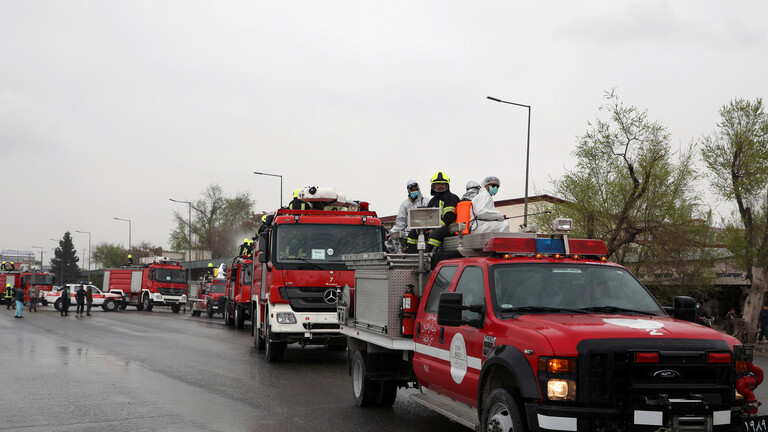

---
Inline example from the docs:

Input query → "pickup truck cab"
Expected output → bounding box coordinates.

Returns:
[339,219,764,432]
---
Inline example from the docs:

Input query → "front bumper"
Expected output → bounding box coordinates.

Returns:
[525,402,737,431]
[151,293,187,305]
[269,303,343,343]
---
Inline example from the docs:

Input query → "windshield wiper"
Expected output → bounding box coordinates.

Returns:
[579,306,652,315]
[293,257,323,270]
[499,306,587,315]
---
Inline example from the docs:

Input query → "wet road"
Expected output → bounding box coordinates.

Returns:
[3,306,768,431]
[0,306,464,432]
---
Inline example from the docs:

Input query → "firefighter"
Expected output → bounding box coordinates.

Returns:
[238,238,249,257]
[406,171,460,253]
[1,261,6,271]
[205,263,214,279]
[288,188,312,210]
[470,176,510,234]
[7,262,14,271]
[4,283,12,309]
[127,255,133,266]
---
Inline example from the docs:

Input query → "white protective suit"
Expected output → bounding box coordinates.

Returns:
[391,186,429,235]
[471,188,510,233]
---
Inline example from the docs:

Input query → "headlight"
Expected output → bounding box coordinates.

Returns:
[276,312,297,324]
[154,293,163,300]
[547,379,576,401]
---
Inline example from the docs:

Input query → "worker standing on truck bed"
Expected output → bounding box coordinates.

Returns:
[470,175,510,234]
[406,171,460,253]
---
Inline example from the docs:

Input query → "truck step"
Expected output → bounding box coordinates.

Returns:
[410,391,479,431]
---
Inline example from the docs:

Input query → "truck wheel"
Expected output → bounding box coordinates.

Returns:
[41,299,48,306]
[142,295,153,312]
[224,301,234,326]
[254,325,265,351]
[265,325,285,362]
[481,388,525,432]
[102,299,118,312]
[377,381,397,407]
[206,302,214,318]
[234,304,245,329]
[352,350,380,407]
[171,304,181,314]
[119,301,127,310]
[54,298,62,312]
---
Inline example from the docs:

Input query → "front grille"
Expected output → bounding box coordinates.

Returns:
[303,323,340,330]
[279,286,337,312]
[158,288,186,296]
[577,339,734,407]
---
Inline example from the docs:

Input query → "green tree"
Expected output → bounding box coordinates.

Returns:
[702,97,768,323]
[169,184,257,258]
[50,232,81,284]
[92,242,127,269]
[542,91,702,271]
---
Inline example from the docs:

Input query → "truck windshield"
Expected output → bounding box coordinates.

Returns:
[208,283,225,294]
[32,274,53,285]
[155,269,187,283]
[274,224,384,269]
[491,264,665,316]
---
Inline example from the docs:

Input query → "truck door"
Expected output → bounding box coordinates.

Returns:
[413,265,458,395]
[438,265,487,406]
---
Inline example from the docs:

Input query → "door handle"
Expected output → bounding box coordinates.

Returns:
[439,327,444,344]
[416,322,421,338]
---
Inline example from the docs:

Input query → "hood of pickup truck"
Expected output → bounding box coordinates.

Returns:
[515,313,738,355]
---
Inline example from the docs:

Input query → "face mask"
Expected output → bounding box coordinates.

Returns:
[409,191,419,199]
[488,186,499,196]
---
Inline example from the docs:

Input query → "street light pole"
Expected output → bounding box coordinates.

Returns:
[75,230,91,280]
[253,171,284,208]
[169,198,192,263]
[31,246,43,271]
[487,96,532,227]
[113,217,132,252]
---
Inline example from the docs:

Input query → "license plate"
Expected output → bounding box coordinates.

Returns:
[741,416,768,432]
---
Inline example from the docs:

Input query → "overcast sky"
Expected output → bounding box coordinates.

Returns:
[2,1,766,260]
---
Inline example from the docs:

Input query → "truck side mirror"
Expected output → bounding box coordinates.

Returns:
[258,236,269,263]
[673,296,696,323]
[438,292,465,327]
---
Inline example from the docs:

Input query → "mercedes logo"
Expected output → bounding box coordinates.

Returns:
[323,289,338,304]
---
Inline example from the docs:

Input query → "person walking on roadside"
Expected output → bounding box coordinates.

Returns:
[724,308,737,336]
[27,285,38,312]
[758,305,768,343]
[85,285,93,316]
[4,283,13,310]
[13,285,24,318]
[75,284,86,317]
[60,286,71,317]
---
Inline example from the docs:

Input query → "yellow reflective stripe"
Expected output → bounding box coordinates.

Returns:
[406,238,418,244]
[428,238,442,247]
[442,206,456,214]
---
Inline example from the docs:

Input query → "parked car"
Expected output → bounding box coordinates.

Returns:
[43,284,124,312]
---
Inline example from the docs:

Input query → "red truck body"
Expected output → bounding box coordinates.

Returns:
[223,257,253,328]
[0,270,53,302]
[251,201,386,362]
[103,257,188,313]
[340,230,765,431]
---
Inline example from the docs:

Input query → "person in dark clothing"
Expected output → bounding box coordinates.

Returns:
[724,308,737,335]
[406,171,461,253]
[695,301,712,327]
[60,286,71,317]
[758,305,768,343]
[4,283,12,309]
[237,238,249,257]
[13,286,24,318]
[75,285,86,317]
[85,285,93,316]
[288,188,314,210]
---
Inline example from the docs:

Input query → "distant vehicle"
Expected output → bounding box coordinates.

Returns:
[0,267,53,304]
[44,284,124,312]
[103,257,188,313]
[189,279,226,318]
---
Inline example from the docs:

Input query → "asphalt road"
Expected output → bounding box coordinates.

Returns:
[2,305,768,432]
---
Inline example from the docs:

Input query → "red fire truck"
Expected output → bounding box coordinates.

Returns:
[0,268,53,303]
[190,278,227,318]
[103,257,188,313]
[338,215,765,431]
[250,187,386,362]
[223,257,252,328]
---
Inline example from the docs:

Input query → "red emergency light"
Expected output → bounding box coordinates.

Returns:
[635,352,659,363]
[483,237,537,254]
[568,239,609,256]
[707,352,731,364]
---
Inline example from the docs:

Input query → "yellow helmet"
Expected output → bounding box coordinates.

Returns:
[293,188,301,198]
[430,171,450,184]
[208,263,213,267]
[127,255,131,258]
[243,238,249,243]
[261,214,267,223]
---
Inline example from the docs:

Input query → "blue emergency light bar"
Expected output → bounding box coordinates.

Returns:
[535,238,566,254]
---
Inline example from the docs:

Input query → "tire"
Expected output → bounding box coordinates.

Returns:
[254,325,266,351]
[224,300,234,326]
[265,325,285,362]
[207,301,214,318]
[54,298,62,312]
[481,388,525,432]
[142,294,153,312]
[119,301,127,310]
[352,350,380,407]
[377,381,398,407]
[171,304,181,314]
[234,304,245,329]
[41,299,48,306]
[102,299,118,312]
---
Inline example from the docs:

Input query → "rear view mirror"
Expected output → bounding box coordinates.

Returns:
[437,292,464,326]
[673,296,696,323]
